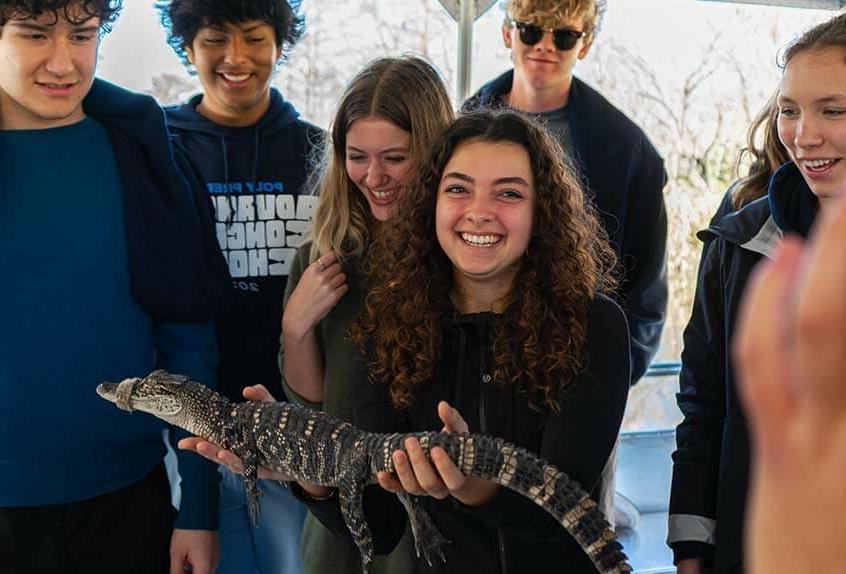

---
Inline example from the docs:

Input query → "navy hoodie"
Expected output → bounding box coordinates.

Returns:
[166,89,323,402]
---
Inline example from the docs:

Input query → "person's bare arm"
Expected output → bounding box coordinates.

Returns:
[676,558,704,574]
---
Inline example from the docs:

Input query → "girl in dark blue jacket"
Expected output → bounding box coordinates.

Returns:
[669,12,846,573]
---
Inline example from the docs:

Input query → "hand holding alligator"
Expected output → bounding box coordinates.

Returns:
[377,401,500,507]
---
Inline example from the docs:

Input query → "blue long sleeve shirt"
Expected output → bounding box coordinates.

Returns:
[0,112,219,529]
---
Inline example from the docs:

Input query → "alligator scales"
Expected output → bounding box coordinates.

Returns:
[97,370,631,573]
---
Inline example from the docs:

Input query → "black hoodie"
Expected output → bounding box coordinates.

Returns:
[166,89,323,402]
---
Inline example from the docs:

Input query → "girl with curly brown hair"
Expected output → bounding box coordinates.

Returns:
[298,109,631,573]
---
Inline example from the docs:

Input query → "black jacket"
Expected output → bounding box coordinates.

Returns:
[306,295,630,573]
[668,162,819,571]
[465,72,668,383]
[81,79,226,323]
[166,89,323,401]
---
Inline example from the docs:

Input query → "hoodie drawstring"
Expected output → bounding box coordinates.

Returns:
[221,137,235,226]
[251,129,261,223]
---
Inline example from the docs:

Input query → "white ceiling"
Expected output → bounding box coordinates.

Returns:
[704,0,845,8]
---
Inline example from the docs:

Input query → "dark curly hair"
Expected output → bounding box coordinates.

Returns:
[352,110,618,413]
[156,0,304,68]
[0,0,122,32]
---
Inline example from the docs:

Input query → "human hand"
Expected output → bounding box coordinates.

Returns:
[437,400,469,433]
[734,197,846,574]
[177,385,291,481]
[282,251,348,340]
[178,436,294,481]
[376,401,498,507]
[170,528,219,574]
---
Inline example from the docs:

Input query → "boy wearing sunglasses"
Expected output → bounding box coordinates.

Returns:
[157,1,323,573]
[466,0,668,389]
[0,0,223,572]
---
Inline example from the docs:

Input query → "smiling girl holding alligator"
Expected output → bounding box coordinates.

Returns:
[182,110,631,573]
[289,109,630,573]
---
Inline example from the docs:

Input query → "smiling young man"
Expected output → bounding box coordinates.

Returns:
[157,1,322,572]
[466,0,668,387]
[0,1,224,573]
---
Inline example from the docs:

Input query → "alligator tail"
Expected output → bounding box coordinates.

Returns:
[419,432,632,574]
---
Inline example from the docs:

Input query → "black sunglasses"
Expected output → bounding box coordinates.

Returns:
[510,20,585,51]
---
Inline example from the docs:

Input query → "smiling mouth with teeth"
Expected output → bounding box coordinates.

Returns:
[38,82,75,90]
[220,72,252,83]
[370,189,397,199]
[460,232,502,246]
[804,158,838,171]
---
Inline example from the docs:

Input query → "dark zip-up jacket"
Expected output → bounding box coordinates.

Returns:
[668,162,818,571]
[83,79,227,322]
[166,90,323,402]
[465,72,668,383]
[305,295,630,573]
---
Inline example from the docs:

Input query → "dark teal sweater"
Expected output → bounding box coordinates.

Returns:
[0,113,218,529]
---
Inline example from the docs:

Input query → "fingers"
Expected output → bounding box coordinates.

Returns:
[242,384,276,403]
[377,470,403,493]
[177,436,204,453]
[791,199,846,415]
[391,448,424,496]
[284,251,349,332]
[438,401,469,433]
[430,447,468,491]
[312,250,342,274]
[390,438,450,499]
[178,437,245,474]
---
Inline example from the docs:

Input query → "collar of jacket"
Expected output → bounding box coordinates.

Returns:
[466,69,652,182]
[164,87,300,137]
[768,160,819,238]
[700,162,819,259]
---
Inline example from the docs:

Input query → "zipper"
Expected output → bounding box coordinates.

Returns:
[476,321,508,574]
[496,531,509,574]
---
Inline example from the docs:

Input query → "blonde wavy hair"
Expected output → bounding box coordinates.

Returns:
[352,110,618,412]
[307,56,454,263]
[503,0,605,39]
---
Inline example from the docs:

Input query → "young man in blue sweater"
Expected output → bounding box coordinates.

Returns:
[157,1,322,572]
[0,1,224,572]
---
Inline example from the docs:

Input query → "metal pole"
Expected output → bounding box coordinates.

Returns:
[457,0,475,102]
[437,0,497,101]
